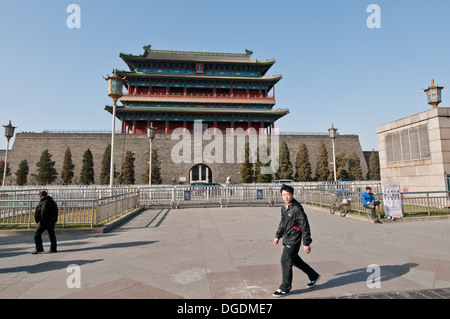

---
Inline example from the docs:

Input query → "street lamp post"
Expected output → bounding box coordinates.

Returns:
[423,79,444,108]
[328,124,338,182]
[147,123,156,185]
[104,69,125,188]
[2,120,16,187]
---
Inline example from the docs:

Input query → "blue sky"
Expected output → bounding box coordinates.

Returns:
[0,0,449,152]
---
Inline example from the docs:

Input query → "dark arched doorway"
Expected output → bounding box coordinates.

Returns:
[189,164,212,183]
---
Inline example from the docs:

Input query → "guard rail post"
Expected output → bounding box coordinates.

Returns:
[28,201,33,229]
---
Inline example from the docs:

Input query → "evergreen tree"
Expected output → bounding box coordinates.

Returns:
[348,151,363,181]
[80,149,95,185]
[276,140,293,180]
[294,143,312,182]
[367,149,381,180]
[239,142,254,183]
[61,148,75,185]
[15,159,29,186]
[100,144,118,185]
[119,150,135,185]
[254,145,272,183]
[0,160,11,184]
[315,141,330,181]
[142,147,162,184]
[335,152,349,180]
[36,149,57,185]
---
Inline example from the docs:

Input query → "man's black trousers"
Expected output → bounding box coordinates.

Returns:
[279,242,318,292]
[363,200,381,219]
[34,222,57,252]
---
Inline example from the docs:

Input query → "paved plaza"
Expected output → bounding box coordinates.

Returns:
[0,205,449,299]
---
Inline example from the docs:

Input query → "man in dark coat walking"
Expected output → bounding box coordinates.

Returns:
[32,191,58,254]
[272,184,320,297]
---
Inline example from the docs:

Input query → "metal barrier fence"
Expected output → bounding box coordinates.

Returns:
[0,192,139,228]
[4,181,447,226]
[0,185,138,200]
[137,180,381,208]
[301,189,450,217]
[139,185,284,208]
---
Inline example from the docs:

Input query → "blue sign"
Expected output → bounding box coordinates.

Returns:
[257,189,263,200]
[184,190,191,201]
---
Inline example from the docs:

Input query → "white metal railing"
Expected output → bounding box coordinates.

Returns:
[138,181,382,208]
[0,191,139,228]
[3,181,448,226]
[139,185,283,208]
[301,189,450,217]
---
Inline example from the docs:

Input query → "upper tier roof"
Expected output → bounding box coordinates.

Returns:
[120,45,275,65]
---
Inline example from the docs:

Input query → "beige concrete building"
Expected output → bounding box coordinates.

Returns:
[377,107,450,192]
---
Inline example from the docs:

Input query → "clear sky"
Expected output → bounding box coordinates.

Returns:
[0,0,449,152]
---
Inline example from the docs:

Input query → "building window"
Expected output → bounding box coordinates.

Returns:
[196,63,204,74]
[385,124,431,163]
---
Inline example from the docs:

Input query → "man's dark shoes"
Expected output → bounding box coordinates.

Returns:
[31,249,44,255]
[48,250,57,253]
[307,275,321,289]
[272,289,290,297]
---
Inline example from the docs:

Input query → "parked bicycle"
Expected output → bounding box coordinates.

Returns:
[330,192,351,217]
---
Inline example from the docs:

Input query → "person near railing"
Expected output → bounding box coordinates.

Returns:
[32,191,58,254]
[361,186,380,222]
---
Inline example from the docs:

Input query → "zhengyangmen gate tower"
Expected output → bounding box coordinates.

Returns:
[1,45,368,186]
[105,45,289,135]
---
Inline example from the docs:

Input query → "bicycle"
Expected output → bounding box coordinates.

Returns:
[330,193,351,217]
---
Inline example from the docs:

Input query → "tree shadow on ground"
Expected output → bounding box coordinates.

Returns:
[0,259,103,274]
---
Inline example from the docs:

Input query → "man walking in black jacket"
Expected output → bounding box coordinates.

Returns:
[32,191,58,254]
[272,184,320,297]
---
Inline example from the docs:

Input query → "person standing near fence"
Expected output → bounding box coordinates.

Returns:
[361,186,380,222]
[32,191,58,254]
[272,184,320,297]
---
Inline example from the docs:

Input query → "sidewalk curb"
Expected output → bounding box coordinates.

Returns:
[303,204,450,223]
[303,204,376,223]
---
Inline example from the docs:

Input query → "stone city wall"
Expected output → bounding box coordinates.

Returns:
[1,132,368,185]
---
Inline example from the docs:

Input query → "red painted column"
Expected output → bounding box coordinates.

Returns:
[165,120,169,134]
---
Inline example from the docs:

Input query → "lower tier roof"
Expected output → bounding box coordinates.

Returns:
[105,105,289,122]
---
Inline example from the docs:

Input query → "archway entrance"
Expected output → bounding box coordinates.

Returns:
[189,164,212,183]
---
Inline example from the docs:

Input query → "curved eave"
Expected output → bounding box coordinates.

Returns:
[117,70,282,83]
[105,105,289,116]
[119,95,276,105]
